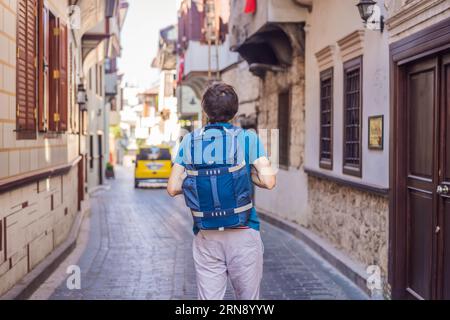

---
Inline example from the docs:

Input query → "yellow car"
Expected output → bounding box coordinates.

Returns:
[134,145,172,188]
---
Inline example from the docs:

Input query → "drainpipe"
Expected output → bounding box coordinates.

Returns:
[291,0,313,12]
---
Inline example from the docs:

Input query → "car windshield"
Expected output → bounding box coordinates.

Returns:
[138,147,171,161]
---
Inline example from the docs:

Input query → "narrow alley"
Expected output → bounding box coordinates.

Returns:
[31,166,366,300]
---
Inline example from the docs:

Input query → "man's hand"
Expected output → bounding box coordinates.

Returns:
[251,157,276,190]
[167,163,186,197]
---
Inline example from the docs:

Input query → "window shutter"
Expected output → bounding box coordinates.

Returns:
[59,23,68,131]
[48,15,59,131]
[69,44,75,132]
[38,4,49,131]
[16,0,37,134]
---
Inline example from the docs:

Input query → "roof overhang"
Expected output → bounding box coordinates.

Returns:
[82,33,110,60]
[232,22,305,78]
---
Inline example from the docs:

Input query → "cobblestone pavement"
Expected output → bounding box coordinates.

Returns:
[48,166,367,300]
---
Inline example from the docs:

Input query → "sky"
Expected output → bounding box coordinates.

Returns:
[119,0,178,90]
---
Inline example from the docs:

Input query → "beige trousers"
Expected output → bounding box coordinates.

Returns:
[192,228,264,300]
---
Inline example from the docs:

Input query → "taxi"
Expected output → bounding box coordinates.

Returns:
[134,145,172,188]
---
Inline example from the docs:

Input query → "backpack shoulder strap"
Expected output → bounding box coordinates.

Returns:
[223,126,244,165]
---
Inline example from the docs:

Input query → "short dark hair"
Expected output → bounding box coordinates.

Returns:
[202,82,239,123]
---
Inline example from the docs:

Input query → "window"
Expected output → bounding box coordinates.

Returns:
[89,135,94,169]
[89,67,92,91]
[343,56,363,177]
[69,44,77,132]
[137,148,171,161]
[278,90,290,168]
[98,65,103,96]
[319,68,333,169]
[58,21,68,131]
[18,0,69,135]
[47,13,68,132]
[16,0,38,139]
[95,64,99,94]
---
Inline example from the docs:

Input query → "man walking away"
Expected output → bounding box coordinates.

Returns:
[167,82,276,300]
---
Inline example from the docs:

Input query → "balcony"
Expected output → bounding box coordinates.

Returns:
[229,0,310,77]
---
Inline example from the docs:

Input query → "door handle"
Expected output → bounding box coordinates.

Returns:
[437,185,449,195]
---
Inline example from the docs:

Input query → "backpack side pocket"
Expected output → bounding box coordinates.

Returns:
[182,176,200,211]
[232,167,252,207]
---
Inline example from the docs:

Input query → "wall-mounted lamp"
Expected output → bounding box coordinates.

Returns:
[356,0,384,33]
[77,84,88,111]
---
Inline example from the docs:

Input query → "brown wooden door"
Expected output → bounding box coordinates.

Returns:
[404,57,438,300]
[439,53,450,299]
[403,52,450,300]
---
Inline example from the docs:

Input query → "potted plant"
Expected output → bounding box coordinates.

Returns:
[105,162,115,179]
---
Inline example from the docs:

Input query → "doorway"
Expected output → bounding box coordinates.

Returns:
[98,134,103,185]
[391,18,450,300]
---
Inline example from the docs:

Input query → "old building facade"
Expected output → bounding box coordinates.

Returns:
[303,0,390,293]
[0,0,127,296]
[228,0,311,237]
[176,0,241,131]
[228,0,450,299]
[82,0,128,190]
[385,0,450,300]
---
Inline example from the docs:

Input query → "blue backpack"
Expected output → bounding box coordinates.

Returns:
[182,124,253,231]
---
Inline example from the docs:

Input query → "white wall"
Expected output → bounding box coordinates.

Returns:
[304,0,390,189]
[183,36,239,76]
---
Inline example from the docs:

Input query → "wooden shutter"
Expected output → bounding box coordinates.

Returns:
[59,23,68,131]
[16,0,37,136]
[48,15,59,131]
[69,43,75,132]
[38,3,49,131]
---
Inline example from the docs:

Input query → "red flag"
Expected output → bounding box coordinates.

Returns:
[244,0,256,14]
[177,55,185,84]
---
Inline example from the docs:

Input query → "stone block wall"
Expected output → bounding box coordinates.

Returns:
[307,176,389,277]
[0,166,80,296]
[255,51,309,225]
[258,54,306,169]
[221,61,261,119]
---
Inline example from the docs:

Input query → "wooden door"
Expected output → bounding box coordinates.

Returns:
[404,57,439,300]
[390,17,450,301]
[439,53,450,299]
[402,52,450,300]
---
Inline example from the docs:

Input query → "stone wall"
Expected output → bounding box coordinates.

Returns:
[0,166,80,296]
[307,176,389,277]
[255,48,309,225]
[221,61,261,127]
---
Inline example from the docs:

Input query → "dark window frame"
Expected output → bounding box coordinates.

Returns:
[89,135,94,170]
[319,68,334,170]
[342,56,363,177]
[278,89,291,169]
